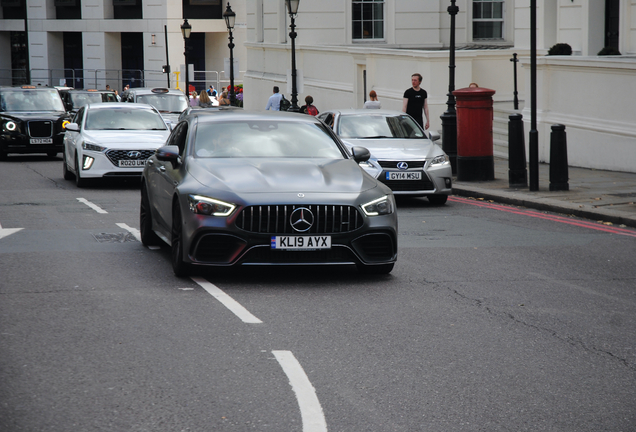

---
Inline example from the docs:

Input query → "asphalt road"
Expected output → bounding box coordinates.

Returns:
[1,156,635,432]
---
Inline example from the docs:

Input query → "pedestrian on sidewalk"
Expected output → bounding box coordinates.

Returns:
[300,95,319,116]
[265,86,283,111]
[364,90,381,109]
[402,73,429,130]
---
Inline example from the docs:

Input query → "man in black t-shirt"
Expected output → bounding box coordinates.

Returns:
[402,73,429,130]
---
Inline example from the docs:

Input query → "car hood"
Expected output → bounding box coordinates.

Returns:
[187,158,378,194]
[2,111,68,121]
[158,113,183,123]
[82,130,170,146]
[342,137,437,160]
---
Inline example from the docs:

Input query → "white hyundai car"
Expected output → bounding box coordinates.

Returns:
[62,103,172,187]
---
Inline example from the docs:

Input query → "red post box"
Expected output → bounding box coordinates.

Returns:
[452,87,496,181]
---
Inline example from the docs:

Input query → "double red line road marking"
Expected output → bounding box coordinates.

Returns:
[449,196,636,238]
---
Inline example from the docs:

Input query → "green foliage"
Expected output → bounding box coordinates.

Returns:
[547,43,572,56]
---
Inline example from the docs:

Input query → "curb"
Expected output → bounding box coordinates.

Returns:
[452,187,636,229]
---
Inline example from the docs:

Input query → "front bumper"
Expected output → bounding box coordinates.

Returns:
[77,148,156,179]
[180,203,398,268]
[378,162,453,196]
[1,133,65,155]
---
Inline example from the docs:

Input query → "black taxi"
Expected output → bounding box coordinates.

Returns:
[0,85,71,159]
[60,88,118,114]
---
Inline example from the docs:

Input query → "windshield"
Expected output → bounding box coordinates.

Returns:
[136,94,188,113]
[70,92,103,108]
[194,121,345,159]
[337,114,425,139]
[102,92,118,102]
[85,108,167,131]
[0,89,66,112]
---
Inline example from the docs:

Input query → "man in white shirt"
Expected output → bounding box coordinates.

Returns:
[265,86,283,111]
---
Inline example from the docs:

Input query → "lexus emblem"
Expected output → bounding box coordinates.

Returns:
[290,207,314,233]
[127,151,142,158]
[397,162,409,170]
[298,193,305,198]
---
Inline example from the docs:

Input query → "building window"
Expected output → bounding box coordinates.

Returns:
[473,0,504,39]
[55,0,82,19]
[352,0,384,40]
[113,0,142,19]
[182,0,222,20]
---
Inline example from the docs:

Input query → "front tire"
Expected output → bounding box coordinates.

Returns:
[75,155,87,188]
[140,185,161,247]
[171,202,189,277]
[63,152,75,180]
[427,194,448,205]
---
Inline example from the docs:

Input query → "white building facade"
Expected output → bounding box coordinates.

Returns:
[0,0,247,94]
[244,0,636,173]
[1,1,635,172]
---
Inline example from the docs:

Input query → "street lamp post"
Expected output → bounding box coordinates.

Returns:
[286,0,300,112]
[180,19,192,97]
[223,3,236,106]
[529,0,539,191]
[440,0,459,174]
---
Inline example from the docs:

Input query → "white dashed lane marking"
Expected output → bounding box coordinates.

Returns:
[116,223,141,242]
[191,276,263,324]
[273,350,328,432]
[77,197,108,214]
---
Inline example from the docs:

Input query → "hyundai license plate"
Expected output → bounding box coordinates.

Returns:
[30,138,53,144]
[387,171,421,180]
[119,159,147,167]
[271,236,331,250]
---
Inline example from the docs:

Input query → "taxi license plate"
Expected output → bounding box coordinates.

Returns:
[119,159,147,167]
[387,171,421,180]
[30,138,53,144]
[271,236,331,250]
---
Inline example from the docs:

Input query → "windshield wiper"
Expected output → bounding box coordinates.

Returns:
[363,135,391,139]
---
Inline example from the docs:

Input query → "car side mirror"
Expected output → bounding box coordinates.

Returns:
[65,123,79,132]
[351,146,370,163]
[428,131,440,142]
[155,145,181,168]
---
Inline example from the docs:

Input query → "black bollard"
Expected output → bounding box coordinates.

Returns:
[508,113,527,188]
[549,124,569,191]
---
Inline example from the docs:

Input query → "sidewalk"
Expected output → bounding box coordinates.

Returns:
[451,157,636,229]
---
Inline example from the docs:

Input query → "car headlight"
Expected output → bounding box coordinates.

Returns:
[188,195,236,217]
[361,195,394,216]
[3,120,18,132]
[430,154,450,166]
[82,140,106,152]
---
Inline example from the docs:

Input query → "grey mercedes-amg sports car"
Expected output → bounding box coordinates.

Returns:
[140,110,398,276]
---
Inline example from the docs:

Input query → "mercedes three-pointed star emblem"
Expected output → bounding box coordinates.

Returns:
[290,207,314,232]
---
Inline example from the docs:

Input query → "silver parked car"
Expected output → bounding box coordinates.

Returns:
[318,109,452,205]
